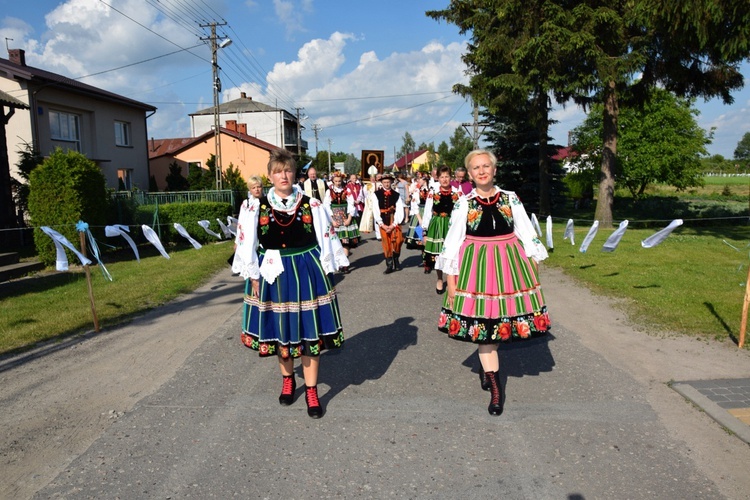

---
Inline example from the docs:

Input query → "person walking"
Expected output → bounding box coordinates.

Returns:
[324,171,360,273]
[232,150,349,418]
[422,165,461,288]
[436,149,550,416]
[404,175,429,250]
[372,172,405,273]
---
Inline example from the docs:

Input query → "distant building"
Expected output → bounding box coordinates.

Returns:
[189,92,307,156]
[148,120,282,191]
[0,48,156,191]
[392,149,433,173]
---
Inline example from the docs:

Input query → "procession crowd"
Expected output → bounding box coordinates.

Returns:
[232,150,550,419]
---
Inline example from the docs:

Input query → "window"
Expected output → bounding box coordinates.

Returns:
[114,121,131,147]
[49,110,81,151]
[117,169,133,190]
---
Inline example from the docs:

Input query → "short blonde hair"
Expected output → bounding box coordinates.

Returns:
[267,149,296,175]
[248,176,263,188]
[464,149,497,169]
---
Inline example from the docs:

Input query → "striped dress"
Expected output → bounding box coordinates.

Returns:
[435,188,550,344]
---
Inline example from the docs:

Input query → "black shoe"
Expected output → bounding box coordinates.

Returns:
[485,371,504,416]
[479,370,490,391]
[305,385,323,418]
[393,254,402,271]
[383,257,394,274]
[279,375,296,406]
[436,282,446,295]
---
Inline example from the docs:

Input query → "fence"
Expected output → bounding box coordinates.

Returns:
[111,190,236,206]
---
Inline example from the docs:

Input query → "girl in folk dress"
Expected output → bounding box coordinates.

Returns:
[233,150,349,418]
[324,171,360,273]
[358,175,381,241]
[436,149,550,416]
[405,175,429,250]
[422,166,461,291]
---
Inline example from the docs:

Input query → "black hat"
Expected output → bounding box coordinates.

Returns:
[380,172,395,180]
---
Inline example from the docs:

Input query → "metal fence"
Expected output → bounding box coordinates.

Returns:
[111,190,236,206]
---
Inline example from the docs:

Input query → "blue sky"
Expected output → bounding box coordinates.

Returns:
[1,0,748,164]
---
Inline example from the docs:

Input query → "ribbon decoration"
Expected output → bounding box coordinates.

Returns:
[579,220,599,253]
[40,226,92,271]
[563,219,575,246]
[106,224,140,262]
[227,216,239,236]
[602,220,629,252]
[76,221,113,281]
[216,218,233,238]
[531,213,542,237]
[642,219,683,248]
[142,224,170,259]
[198,220,222,239]
[545,215,553,249]
[174,223,202,249]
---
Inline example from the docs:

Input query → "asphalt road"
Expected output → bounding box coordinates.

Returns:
[4,232,750,499]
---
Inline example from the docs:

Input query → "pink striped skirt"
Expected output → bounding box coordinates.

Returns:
[437,233,550,343]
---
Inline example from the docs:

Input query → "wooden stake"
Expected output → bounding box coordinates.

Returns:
[79,232,100,332]
[739,265,750,349]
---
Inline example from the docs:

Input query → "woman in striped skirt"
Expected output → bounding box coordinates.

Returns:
[404,175,429,250]
[436,149,550,416]
[324,171,360,273]
[422,165,461,291]
[233,150,349,418]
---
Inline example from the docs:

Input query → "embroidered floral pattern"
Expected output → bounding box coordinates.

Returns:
[258,203,271,235]
[438,307,549,343]
[467,202,482,231]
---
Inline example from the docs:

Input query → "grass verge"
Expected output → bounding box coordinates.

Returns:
[544,223,750,343]
[0,241,234,356]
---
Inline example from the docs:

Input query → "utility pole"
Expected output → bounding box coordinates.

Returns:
[327,138,333,177]
[312,123,321,157]
[461,99,488,149]
[201,22,230,190]
[294,107,304,160]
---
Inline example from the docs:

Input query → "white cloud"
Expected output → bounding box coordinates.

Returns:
[273,0,312,39]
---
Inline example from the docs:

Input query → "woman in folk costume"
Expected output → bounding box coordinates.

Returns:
[324,171,360,273]
[232,150,349,418]
[347,173,365,219]
[436,149,550,416]
[372,172,405,273]
[404,175,429,250]
[421,165,461,290]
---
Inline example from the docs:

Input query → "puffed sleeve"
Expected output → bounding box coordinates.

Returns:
[231,198,261,279]
[322,189,333,216]
[310,198,350,273]
[394,195,405,225]
[435,196,468,275]
[409,190,419,213]
[507,191,548,262]
[421,190,435,230]
[346,193,356,216]
[372,193,383,226]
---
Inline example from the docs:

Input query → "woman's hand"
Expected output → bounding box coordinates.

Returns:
[446,275,457,308]
[251,279,260,297]
[344,216,352,226]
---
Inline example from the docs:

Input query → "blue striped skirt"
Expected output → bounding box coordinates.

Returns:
[241,244,345,358]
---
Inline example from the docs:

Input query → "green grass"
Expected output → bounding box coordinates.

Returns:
[0,241,234,355]
[545,223,750,342]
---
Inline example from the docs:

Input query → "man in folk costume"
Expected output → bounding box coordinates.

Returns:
[372,172,405,274]
[303,166,328,201]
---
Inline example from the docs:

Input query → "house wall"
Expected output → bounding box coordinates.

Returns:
[0,77,152,191]
[149,133,273,191]
[191,111,286,149]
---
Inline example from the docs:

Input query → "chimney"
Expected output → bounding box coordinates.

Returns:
[237,123,247,135]
[8,49,26,66]
[240,92,246,99]
[226,119,237,132]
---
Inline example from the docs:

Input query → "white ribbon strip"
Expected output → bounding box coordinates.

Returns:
[227,216,238,236]
[105,225,140,262]
[259,249,284,284]
[142,225,170,259]
[641,219,683,248]
[216,218,233,238]
[545,215,553,249]
[198,220,222,239]
[602,220,629,252]
[40,226,92,271]
[563,219,575,245]
[579,220,599,253]
[174,223,202,249]
[531,213,542,237]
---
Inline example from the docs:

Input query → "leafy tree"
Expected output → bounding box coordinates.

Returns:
[343,153,360,175]
[572,88,710,197]
[437,141,450,167]
[428,0,750,225]
[148,175,159,192]
[165,161,189,191]
[10,141,43,221]
[735,132,750,164]
[399,132,416,158]
[224,163,248,192]
[446,126,474,169]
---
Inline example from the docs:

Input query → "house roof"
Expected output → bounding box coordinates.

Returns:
[0,88,28,109]
[190,94,284,116]
[148,127,281,160]
[551,146,577,161]
[392,149,428,170]
[0,56,156,112]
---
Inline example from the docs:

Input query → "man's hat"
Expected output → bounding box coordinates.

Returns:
[380,172,395,180]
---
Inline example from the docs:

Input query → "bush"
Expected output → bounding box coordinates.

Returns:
[28,149,108,267]
[134,201,233,245]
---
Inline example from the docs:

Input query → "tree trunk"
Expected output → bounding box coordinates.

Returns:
[537,91,551,216]
[595,80,618,228]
